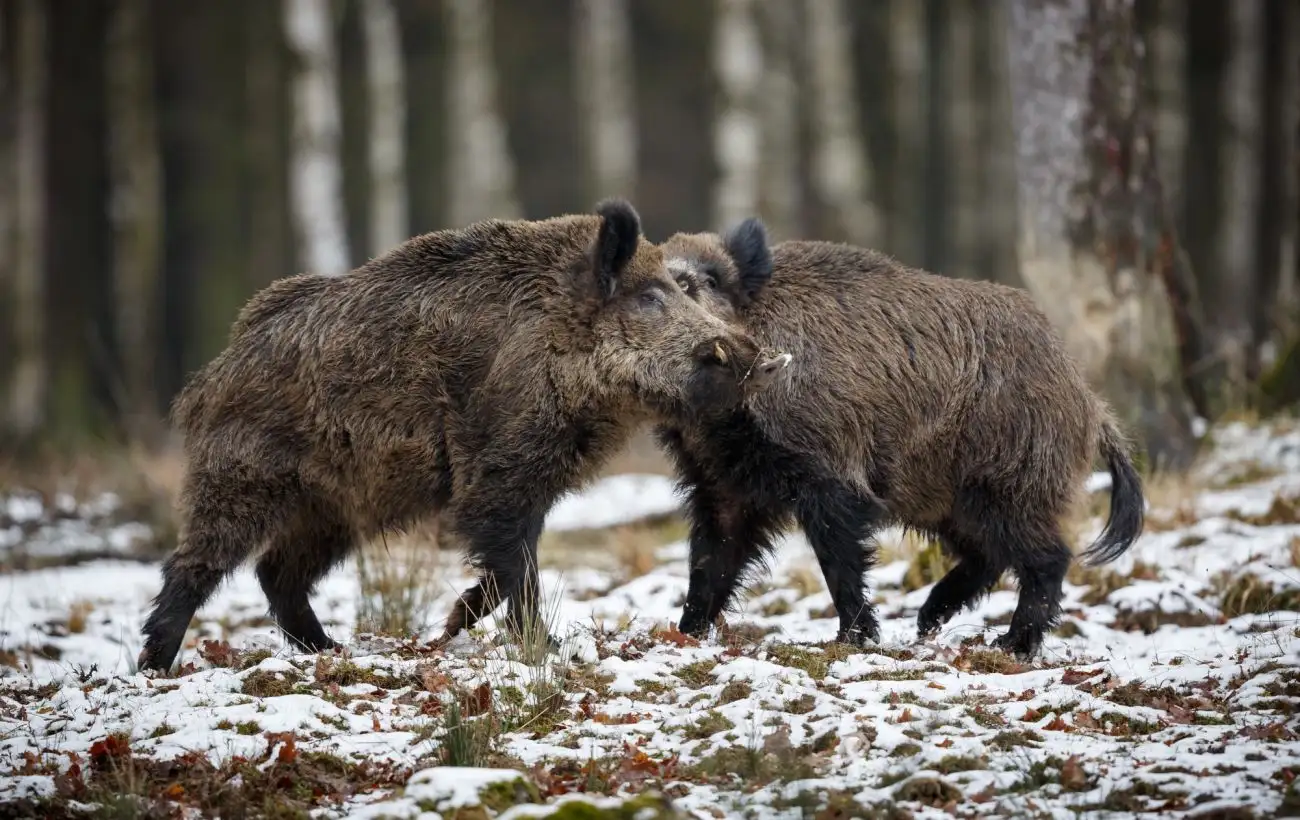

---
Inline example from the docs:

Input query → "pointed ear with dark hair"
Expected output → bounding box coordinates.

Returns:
[592,199,642,300]
[722,217,773,304]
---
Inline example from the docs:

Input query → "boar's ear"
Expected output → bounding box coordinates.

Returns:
[722,217,773,304]
[592,198,642,300]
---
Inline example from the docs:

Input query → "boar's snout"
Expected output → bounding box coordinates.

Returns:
[744,350,794,390]
[688,334,792,412]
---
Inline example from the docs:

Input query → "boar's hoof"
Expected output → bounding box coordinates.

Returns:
[835,625,879,648]
[990,631,1041,662]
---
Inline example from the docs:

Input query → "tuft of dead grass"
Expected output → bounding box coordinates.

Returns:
[1215,572,1300,618]
[354,524,444,638]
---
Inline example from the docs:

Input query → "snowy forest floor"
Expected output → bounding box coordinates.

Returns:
[1,420,1299,819]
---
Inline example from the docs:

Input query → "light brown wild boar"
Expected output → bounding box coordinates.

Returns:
[656,219,1144,660]
[137,201,791,673]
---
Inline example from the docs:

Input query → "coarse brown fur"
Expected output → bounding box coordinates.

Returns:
[656,220,1144,660]
[137,201,788,673]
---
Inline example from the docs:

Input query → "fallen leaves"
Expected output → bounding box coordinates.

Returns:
[650,625,700,648]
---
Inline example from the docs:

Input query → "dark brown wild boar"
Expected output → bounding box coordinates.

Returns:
[656,219,1144,661]
[137,201,790,673]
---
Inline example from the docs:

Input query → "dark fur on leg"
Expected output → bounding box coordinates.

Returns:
[993,532,1072,659]
[915,534,1005,640]
[254,503,353,653]
[677,490,786,638]
[794,480,887,645]
[138,473,290,672]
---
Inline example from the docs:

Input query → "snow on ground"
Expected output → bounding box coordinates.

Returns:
[0,420,1298,818]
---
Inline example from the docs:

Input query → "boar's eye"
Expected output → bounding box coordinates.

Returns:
[701,265,721,290]
[638,288,665,310]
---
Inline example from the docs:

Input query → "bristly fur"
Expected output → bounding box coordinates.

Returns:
[136,200,779,674]
[658,225,1145,661]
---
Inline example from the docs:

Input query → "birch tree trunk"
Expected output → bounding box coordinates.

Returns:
[755,0,800,242]
[1217,0,1264,389]
[1007,0,1209,468]
[712,0,762,232]
[889,0,925,264]
[107,0,163,440]
[361,0,408,254]
[575,0,636,203]
[805,0,880,247]
[445,0,519,226]
[284,0,350,276]
[8,0,47,438]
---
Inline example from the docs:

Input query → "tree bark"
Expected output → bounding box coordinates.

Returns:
[1218,0,1264,388]
[712,0,762,232]
[244,0,292,290]
[445,0,519,226]
[805,0,880,247]
[361,0,409,254]
[754,0,801,242]
[8,0,46,439]
[575,0,636,203]
[284,0,350,276]
[107,0,163,443]
[1007,0,1209,469]
[1253,0,1299,376]
[1147,0,1187,223]
[0,4,13,418]
[888,0,925,265]
[977,0,1024,288]
[945,0,978,279]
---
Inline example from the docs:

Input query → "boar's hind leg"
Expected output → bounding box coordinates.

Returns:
[254,502,352,653]
[795,481,888,646]
[915,532,1006,641]
[677,487,786,639]
[991,527,1071,660]
[138,474,288,673]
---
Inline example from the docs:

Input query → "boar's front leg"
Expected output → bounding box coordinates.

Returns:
[435,504,553,649]
[677,483,787,639]
[794,480,888,646]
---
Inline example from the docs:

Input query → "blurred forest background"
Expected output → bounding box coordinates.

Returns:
[1,0,1298,475]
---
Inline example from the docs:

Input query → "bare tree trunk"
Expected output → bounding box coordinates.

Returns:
[945,0,979,279]
[755,0,801,242]
[245,0,292,290]
[360,0,408,254]
[8,0,46,438]
[284,0,350,276]
[712,0,762,232]
[0,5,12,406]
[888,0,925,264]
[1149,0,1187,221]
[979,0,1023,288]
[445,0,519,226]
[805,0,880,247]
[1253,0,1299,377]
[1007,0,1210,469]
[107,0,163,443]
[1218,0,1264,388]
[575,0,636,203]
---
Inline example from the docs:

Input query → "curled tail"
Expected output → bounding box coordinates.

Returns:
[1080,415,1146,566]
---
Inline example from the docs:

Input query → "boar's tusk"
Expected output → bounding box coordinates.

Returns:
[714,342,728,365]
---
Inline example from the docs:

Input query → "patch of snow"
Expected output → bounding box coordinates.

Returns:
[544,473,682,531]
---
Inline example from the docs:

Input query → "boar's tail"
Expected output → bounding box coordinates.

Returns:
[1080,416,1146,567]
